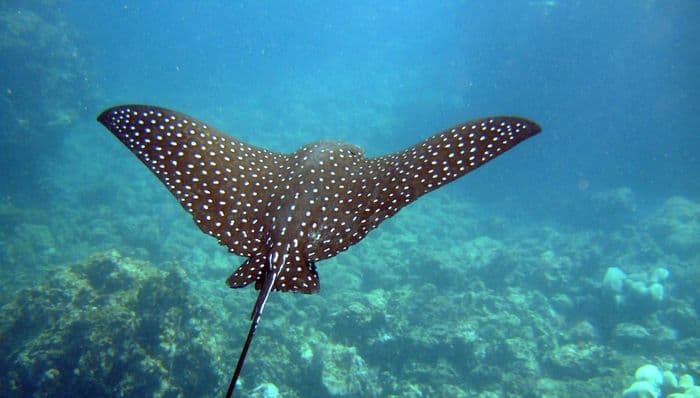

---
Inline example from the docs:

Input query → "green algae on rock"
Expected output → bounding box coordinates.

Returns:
[0,251,220,397]
[320,342,378,397]
[648,196,700,258]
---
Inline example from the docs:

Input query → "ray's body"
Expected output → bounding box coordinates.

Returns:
[98,105,540,396]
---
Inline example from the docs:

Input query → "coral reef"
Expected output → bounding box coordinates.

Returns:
[2,175,699,398]
[320,342,377,397]
[0,1,696,396]
[620,364,700,398]
[603,266,670,307]
[648,197,700,259]
[0,251,221,397]
[250,382,281,398]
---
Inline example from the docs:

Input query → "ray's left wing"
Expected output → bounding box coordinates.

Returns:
[98,105,285,257]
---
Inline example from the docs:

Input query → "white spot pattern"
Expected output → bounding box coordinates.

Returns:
[98,105,540,294]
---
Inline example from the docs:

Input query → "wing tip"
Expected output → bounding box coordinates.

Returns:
[96,104,135,127]
[519,117,542,136]
[96,106,116,125]
[498,115,542,136]
[96,104,172,125]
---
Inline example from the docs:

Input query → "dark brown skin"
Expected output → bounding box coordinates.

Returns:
[98,105,541,396]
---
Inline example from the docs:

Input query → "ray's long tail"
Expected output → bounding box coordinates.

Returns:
[226,259,278,397]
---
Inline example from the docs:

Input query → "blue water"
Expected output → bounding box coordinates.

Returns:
[1,1,699,397]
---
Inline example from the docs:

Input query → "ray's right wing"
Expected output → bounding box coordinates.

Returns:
[362,116,541,225]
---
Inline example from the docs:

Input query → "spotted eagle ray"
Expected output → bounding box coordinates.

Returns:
[97,105,540,397]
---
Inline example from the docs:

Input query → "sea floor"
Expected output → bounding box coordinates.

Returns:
[1,186,698,397]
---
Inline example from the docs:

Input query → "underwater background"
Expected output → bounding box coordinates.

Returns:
[1,0,699,397]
